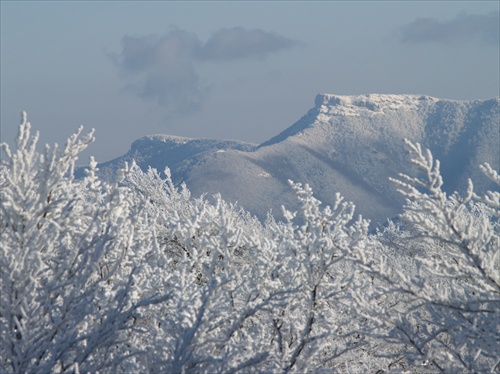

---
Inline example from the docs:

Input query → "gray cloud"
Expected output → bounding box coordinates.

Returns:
[114,27,299,117]
[197,27,299,61]
[399,12,499,46]
[117,30,205,117]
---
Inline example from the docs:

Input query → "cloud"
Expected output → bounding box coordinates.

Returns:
[197,27,299,61]
[113,27,299,117]
[399,12,499,46]
[116,30,205,117]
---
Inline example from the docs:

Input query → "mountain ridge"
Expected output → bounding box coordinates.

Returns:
[93,94,500,226]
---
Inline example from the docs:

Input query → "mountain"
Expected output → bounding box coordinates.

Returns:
[93,94,500,227]
[93,134,256,183]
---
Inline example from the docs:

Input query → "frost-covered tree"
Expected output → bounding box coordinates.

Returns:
[122,166,376,373]
[122,166,289,372]
[263,181,374,372]
[351,140,500,372]
[0,113,168,373]
[1,114,370,373]
[3,113,498,373]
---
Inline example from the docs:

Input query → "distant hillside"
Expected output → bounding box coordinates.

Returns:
[93,94,500,227]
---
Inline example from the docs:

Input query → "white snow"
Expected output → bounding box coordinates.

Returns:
[95,94,499,226]
[315,93,440,117]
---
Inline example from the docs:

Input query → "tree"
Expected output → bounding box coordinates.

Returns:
[263,181,376,372]
[0,113,168,373]
[3,113,498,373]
[351,140,500,372]
[125,165,320,373]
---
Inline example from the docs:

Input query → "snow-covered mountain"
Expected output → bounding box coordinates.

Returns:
[94,94,500,226]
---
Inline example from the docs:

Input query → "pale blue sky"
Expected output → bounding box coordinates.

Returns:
[1,1,499,162]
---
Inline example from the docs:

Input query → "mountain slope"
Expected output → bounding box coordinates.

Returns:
[95,94,500,226]
[93,134,256,182]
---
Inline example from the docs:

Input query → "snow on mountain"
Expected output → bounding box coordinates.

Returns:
[93,134,256,183]
[94,94,500,227]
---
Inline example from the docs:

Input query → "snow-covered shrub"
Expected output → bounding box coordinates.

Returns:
[123,166,289,372]
[0,114,168,373]
[1,114,368,373]
[3,113,498,373]
[351,140,500,372]
[264,181,373,372]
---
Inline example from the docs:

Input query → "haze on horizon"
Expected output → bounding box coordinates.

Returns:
[1,1,499,162]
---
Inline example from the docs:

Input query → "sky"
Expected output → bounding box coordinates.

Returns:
[1,1,499,163]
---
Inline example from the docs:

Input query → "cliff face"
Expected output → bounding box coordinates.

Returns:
[94,94,500,226]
